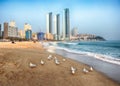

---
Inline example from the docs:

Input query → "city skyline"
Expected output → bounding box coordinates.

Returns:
[0,0,120,40]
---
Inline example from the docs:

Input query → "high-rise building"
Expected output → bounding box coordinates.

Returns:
[71,27,78,37]
[8,26,18,37]
[24,23,31,31]
[24,23,32,38]
[25,30,32,40]
[54,14,60,40]
[63,8,70,40]
[9,21,16,27]
[3,22,8,39]
[46,12,52,34]
[0,24,1,37]
[8,21,18,38]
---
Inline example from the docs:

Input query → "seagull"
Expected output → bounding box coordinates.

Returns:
[55,59,60,65]
[29,62,37,68]
[40,60,44,65]
[71,66,76,75]
[62,59,66,62]
[83,68,89,74]
[48,55,52,60]
[89,66,93,72]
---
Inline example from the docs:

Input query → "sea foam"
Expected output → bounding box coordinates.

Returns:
[41,42,120,65]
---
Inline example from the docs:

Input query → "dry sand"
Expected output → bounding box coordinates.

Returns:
[0,42,119,86]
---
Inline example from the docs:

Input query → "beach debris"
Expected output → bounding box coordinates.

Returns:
[29,62,37,68]
[48,55,52,60]
[71,66,76,75]
[40,60,45,65]
[89,66,93,72]
[62,59,66,62]
[83,68,89,74]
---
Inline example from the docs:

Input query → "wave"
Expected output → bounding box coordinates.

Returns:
[41,42,120,65]
[55,46,120,65]
[59,42,78,45]
[77,42,120,49]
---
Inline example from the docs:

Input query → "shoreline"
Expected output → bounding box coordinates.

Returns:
[55,49,120,83]
[44,42,120,83]
[45,41,120,65]
[0,42,120,86]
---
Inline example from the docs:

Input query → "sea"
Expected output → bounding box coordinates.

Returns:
[43,40,120,65]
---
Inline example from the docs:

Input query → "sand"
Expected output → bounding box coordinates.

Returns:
[0,42,119,86]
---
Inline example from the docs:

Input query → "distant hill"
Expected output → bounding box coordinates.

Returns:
[73,34,106,41]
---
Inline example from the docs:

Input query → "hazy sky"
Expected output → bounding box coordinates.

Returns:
[0,0,120,40]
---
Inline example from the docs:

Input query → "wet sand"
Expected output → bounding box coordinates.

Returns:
[0,42,119,86]
[56,49,120,83]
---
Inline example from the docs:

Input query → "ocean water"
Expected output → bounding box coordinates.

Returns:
[45,40,120,65]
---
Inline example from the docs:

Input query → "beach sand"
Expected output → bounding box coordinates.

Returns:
[0,42,119,86]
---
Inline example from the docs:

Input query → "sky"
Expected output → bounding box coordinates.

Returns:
[0,0,120,40]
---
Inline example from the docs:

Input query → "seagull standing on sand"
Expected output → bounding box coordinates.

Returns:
[71,66,76,75]
[54,57,60,65]
[48,55,52,60]
[83,68,89,74]
[40,60,45,65]
[89,67,93,72]
[55,59,60,65]
[29,62,37,68]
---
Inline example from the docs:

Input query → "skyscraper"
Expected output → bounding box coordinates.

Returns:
[46,12,52,34]
[24,23,32,38]
[0,24,1,37]
[24,23,31,31]
[63,8,70,40]
[54,14,60,40]
[7,21,18,38]
[25,30,32,40]
[9,21,16,27]
[3,22,8,39]
[8,26,18,37]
